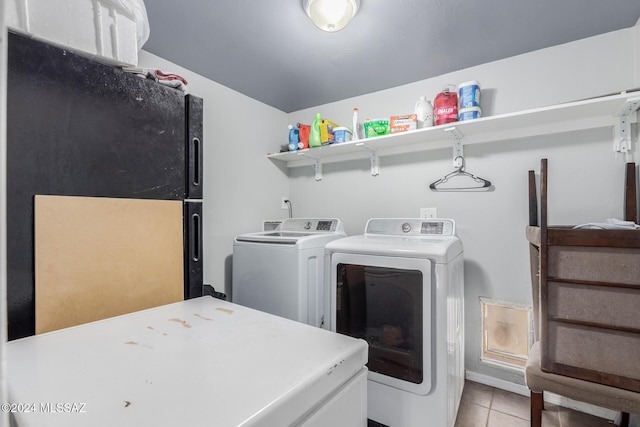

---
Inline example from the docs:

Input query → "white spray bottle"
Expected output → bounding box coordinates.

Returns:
[352,108,360,141]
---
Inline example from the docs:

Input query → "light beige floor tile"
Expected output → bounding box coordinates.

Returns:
[461,380,494,408]
[460,382,613,427]
[540,403,561,427]
[487,410,529,427]
[455,399,490,427]
[490,388,530,421]
[557,406,612,427]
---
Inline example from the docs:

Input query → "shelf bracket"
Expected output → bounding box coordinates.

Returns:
[445,126,464,169]
[314,159,323,181]
[356,142,379,176]
[297,152,323,181]
[614,98,640,154]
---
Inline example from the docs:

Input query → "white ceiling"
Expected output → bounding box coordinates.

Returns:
[142,0,640,113]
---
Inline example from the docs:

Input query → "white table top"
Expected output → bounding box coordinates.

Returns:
[7,297,368,427]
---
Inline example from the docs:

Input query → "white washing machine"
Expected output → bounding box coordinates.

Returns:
[324,218,464,427]
[233,218,345,328]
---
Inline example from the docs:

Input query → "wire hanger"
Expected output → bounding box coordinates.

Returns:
[429,156,493,191]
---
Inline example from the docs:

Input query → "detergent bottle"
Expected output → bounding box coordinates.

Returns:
[297,123,310,149]
[287,124,299,151]
[415,96,433,128]
[309,113,322,148]
[433,86,458,126]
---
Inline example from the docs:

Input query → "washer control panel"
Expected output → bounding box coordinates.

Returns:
[366,218,456,237]
[281,218,343,233]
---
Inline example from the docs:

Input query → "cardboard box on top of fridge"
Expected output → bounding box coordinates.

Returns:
[389,114,417,134]
[6,0,149,67]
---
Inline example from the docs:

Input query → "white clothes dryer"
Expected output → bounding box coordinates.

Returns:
[233,218,345,328]
[324,218,464,427]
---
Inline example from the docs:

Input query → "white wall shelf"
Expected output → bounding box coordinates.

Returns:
[267,91,640,172]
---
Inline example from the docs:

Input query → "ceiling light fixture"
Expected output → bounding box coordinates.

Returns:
[303,0,360,32]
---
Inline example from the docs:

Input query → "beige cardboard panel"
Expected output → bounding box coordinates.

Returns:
[35,195,184,334]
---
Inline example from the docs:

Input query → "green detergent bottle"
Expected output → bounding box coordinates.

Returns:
[309,113,322,148]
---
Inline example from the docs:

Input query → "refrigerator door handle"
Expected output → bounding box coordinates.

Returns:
[186,95,203,199]
[184,201,203,299]
[191,212,201,262]
[191,137,201,188]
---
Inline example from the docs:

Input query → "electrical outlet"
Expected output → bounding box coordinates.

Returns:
[281,197,290,210]
[420,207,437,219]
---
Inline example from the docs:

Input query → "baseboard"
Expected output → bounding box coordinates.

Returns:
[465,371,529,396]
[465,370,619,421]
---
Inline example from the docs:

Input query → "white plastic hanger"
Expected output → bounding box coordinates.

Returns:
[429,156,493,192]
[430,127,493,192]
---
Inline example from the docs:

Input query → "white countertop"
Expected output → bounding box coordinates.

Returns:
[7,297,368,427]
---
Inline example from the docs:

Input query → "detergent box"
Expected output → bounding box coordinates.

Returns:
[320,119,340,144]
[363,118,390,138]
[389,114,417,134]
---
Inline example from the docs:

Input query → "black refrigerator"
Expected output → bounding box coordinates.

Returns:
[6,32,204,340]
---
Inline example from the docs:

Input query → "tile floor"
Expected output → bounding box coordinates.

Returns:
[455,380,616,427]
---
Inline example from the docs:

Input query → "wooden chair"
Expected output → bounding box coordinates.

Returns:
[525,159,640,427]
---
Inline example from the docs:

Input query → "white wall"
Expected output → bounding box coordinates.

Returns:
[283,26,639,385]
[137,51,290,296]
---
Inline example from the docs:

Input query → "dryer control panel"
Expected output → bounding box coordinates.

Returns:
[365,218,456,237]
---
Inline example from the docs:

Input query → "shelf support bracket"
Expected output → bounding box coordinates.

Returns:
[356,142,379,176]
[297,152,323,181]
[615,98,640,154]
[314,159,323,181]
[445,126,464,169]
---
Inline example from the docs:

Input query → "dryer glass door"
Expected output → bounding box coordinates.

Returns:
[330,253,432,395]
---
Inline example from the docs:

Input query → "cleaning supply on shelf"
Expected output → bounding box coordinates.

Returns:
[287,124,299,151]
[352,108,360,141]
[363,118,390,138]
[434,85,458,126]
[333,127,352,143]
[414,96,433,128]
[320,118,339,144]
[458,106,481,121]
[458,81,480,109]
[297,123,310,149]
[309,113,322,148]
[390,114,417,133]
